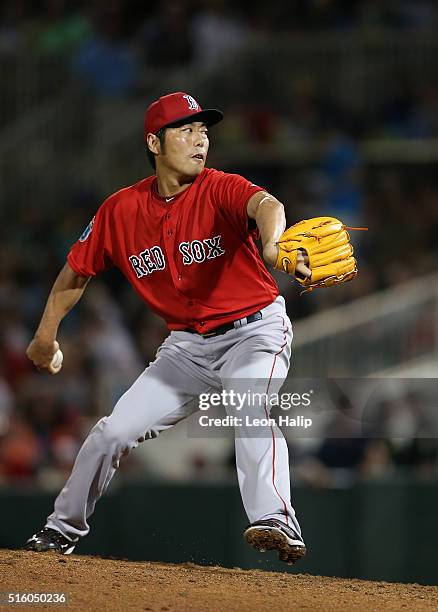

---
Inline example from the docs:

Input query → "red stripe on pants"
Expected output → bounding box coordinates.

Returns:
[263,316,289,525]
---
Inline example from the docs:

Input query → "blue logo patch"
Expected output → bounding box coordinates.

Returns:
[79,216,95,242]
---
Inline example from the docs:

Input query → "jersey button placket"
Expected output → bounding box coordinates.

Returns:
[163,210,187,293]
[163,211,178,282]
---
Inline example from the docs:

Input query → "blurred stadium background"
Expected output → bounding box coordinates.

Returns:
[1,0,438,585]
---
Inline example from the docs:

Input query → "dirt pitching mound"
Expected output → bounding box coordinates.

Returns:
[1,549,437,611]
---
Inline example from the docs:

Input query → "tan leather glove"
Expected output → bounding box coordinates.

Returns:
[274,216,366,292]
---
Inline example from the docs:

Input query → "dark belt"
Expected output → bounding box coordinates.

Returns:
[184,310,263,338]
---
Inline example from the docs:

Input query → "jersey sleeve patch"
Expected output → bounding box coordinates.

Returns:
[79,216,95,242]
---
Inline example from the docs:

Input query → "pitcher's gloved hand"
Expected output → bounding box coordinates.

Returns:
[274,216,367,292]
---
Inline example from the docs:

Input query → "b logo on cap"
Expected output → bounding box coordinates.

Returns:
[183,95,199,111]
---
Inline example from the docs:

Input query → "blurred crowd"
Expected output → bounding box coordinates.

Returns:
[2,0,438,138]
[1,0,438,488]
[3,0,438,62]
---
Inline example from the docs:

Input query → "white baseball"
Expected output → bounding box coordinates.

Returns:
[49,349,63,374]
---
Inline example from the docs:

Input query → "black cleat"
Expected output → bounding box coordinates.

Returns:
[25,527,77,555]
[244,519,307,565]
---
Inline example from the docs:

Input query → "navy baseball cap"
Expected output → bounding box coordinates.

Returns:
[144,92,223,138]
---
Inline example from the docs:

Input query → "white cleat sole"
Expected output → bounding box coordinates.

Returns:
[244,525,307,565]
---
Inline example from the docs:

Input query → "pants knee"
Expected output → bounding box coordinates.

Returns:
[93,416,132,451]
[91,417,161,456]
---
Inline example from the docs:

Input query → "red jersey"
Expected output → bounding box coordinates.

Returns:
[68,168,279,333]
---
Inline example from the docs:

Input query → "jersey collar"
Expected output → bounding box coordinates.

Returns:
[151,169,208,207]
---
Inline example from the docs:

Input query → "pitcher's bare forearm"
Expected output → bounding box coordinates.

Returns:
[247,191,311,277]
[35,262,91,343]
[247,191,286,265]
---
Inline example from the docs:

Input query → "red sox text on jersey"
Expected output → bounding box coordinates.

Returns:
[68,168,279,333]
[128,235,225,278]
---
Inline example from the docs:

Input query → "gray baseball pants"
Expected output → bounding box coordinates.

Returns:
[46,296,302,541]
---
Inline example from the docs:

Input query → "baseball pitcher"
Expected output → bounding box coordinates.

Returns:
[25,92,359,564]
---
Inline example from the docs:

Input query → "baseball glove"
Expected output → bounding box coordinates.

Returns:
[274,216,366,293]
